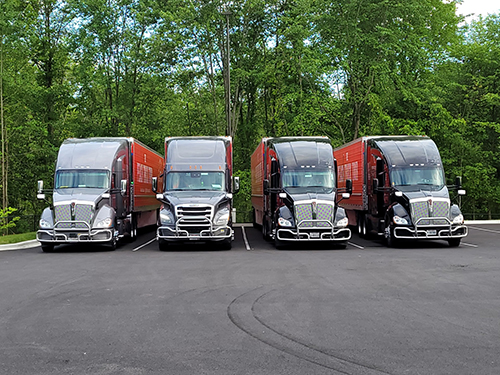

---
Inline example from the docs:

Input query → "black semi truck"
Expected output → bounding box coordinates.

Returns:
[335,136,468,247]
[251,137,352,249]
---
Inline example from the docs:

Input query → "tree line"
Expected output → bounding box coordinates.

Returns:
[1,0,499,230]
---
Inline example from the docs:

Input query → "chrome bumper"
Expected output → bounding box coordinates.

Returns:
[157,217,232,241]
[394,217,468,239]
[277,219,351,241]
[37,221,113,243]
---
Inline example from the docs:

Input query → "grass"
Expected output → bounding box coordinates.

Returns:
[0,232,37,245]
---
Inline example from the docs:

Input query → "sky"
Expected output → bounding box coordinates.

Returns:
[455,0,499,19]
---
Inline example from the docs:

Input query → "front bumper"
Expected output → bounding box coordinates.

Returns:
[37,221,114,243]
[277,219,351,242]
[157,217,233,242]
[393,217,468,240]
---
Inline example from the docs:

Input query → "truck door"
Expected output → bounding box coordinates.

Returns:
[376,157,386,216]
[270,158,279,217]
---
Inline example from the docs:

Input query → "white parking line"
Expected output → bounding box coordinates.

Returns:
[468,226,500,234]
[132,238,156,252]
[348,242,364,249]
[461,242,478,248]
[241,227,251,251]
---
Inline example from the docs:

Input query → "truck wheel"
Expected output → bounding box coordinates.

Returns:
[108,237,117,251]
[129,214,137,242]
[262,219,271,241]
[385,225,399,248]
[158,238,168,251]
[274,237,285,250]
[336,241,347,250]
[220,238,232,250]
[357,214,366,238]
[41,243,55,253]
[448,238,461,247]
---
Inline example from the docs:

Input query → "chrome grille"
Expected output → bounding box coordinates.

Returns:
[410,199,449,226]
[176,205,213,235]
[54,203,94,228]
[295,202,334,228]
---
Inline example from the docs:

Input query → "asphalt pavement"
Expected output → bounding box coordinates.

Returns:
[0,223,498,375]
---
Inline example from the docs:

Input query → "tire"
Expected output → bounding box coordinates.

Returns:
[385,224,399,248]
[262,218,271,241]
[130,213,137,242]
[219,238,232,250]
[357,213,366,238]
[158,238,168,251]
[274,237,285,250]
[41,243,55,253]
[448,238,461,247]
[336,241,347,250]
[108,237,117,251]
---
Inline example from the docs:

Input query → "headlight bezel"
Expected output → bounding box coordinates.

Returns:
[393,215,409,225]
[278,217,293,227]
[39,218,52,229]
[214,206,230,226]
[335,217,349,228]
[94,217,113,228]
[159,208,174,225]
[452,214,464,225]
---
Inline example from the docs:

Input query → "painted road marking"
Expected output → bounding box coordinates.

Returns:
[461,242,478,248]
[132,238,156,252]
[242,227,251,251]
[348,242,364,249]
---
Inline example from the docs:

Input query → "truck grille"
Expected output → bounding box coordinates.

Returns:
[410,199,449,226]
[295,203,333,228]
[54,203,94,228]
[176,205,213,235]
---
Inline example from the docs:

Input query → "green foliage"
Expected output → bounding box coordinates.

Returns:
[233,169,252,223]
[0,207,19,231]
[1,1,500,219]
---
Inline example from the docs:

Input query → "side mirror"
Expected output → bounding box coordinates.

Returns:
[37,180,45,200]
[279,192,287,199]
[233,176,240,193]
[455,176,462,190]
[120,179,127,196]
[458,189,466,196]
[342,192,350,199]
[263,179,269,195]
[345,179,352,194]
[152,177,158,193]
[373,178,379,192]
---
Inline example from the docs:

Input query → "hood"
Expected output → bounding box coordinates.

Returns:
[283,188,336,203]
[163,190,229,207]
[400,186,449,202]
[53,188,108,206]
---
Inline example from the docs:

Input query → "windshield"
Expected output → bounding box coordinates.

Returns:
[282,170,335,190]
[390,166,445,190]
[55,170,110,189]
[166,172,225,191]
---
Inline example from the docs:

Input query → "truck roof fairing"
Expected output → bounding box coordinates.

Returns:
[166,137,229,171]
[270,138,334,170]
[369,136,442,167]
[57,138,129,171]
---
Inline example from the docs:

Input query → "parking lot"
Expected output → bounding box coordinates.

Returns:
[0,223,499,375]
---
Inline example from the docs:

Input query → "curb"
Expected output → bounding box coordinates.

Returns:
[0,239,40,252]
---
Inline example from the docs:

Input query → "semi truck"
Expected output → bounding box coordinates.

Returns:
[152,136,239,250]
[251,137,352,249]
[37,138,164,252]
[334,135,467,247]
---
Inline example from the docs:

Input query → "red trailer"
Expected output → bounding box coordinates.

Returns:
[37,138,164,251]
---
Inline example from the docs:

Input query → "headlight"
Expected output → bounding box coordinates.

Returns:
[452,214,464,225]
[95,217,113,228]
[335,217,348,228]
[393,215,409,225]
[278,217,292,227]
[214,207,230,226]
[39,218,52,229]
[160,209,174,225]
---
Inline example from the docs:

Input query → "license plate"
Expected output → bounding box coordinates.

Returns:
[189,237,200,241]
[310,232,320,238]
[427,230,437,236]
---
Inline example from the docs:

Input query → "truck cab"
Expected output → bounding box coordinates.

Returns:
[252,137,352,249]
[153,137,238,250]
